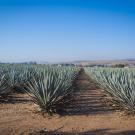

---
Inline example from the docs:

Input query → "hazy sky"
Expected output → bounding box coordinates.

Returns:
[0,0,135,62]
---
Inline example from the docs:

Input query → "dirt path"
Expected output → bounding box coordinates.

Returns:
[0,70,135,135]
[64,70,113,116]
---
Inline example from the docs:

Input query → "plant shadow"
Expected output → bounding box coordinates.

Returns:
[0,93,32,104]
[30,128,135,135]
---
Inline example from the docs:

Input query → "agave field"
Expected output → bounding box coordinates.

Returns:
[0,64,79,114]
[85,67,135,112]
[0,64,135,115]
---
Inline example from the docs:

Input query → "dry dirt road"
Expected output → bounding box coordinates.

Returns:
[0,70,135,135]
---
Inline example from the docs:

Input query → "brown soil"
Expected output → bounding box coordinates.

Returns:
[0,71,135,135]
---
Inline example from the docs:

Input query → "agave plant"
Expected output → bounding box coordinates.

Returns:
[0,64,37,95]
[85,67,135,112]
[0,73,10,97]
[24,67,79,114]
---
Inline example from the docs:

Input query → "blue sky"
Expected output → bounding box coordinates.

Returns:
[0,0,135,62]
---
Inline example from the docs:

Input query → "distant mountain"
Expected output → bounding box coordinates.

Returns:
[67,59,135,66]
[123,58,135,61]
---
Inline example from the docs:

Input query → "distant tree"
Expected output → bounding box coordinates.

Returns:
[113,64,126,68]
